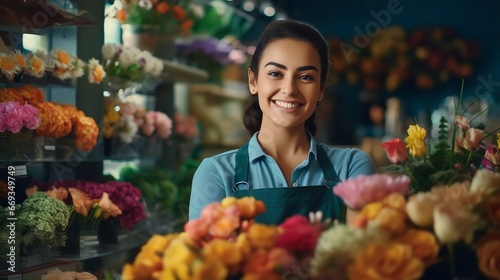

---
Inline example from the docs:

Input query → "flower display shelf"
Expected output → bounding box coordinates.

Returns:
[160,59,208,83]
[0,0,95,32]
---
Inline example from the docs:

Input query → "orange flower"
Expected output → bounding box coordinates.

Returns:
[68,187,93,216]
[375,207,407,236]
[235,196,266,219]
[247,224,278,250]
[115,9,128,22]
[156,2,169,14]
[203,239,243,276]
[181,20,194,33]
[477,239,500,279]
[56,49,70,65]
[381,192,407,214]
[98,192,122,219]
[25,185,39,197]
[348,242,424,280]
[46,186,69,201]
[395,229,439,266]
[172,5,185,20]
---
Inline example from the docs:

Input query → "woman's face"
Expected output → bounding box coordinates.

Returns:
[249,38,323,132]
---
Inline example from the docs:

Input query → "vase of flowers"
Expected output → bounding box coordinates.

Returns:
[112,0,202,56]
[0,101,41,160]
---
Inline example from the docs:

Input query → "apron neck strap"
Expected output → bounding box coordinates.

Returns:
[234,142,339,186]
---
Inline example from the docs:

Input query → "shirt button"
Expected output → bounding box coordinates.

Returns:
[292,183,298,187]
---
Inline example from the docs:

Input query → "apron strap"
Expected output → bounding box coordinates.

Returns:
[232,141,346,223]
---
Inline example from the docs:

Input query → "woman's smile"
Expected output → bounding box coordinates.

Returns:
[274,100,302,109]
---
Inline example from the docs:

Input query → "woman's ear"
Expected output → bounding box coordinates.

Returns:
[248,68,257,95]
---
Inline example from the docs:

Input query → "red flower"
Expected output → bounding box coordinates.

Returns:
[381,138,409,164]
[275,215,323,254]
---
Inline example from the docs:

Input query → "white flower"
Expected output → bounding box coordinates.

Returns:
[117,115,138,143]
[433,202,477,244]
[50,48,72,69]
[87,58,106,84]
[136,50,154,72]
[23,52,45,77]
[470,169,500,195]
[0,51,20,80]
[138,0,153,10]
[189,3,205,18]
[118,48,136,68]
[150,58,164,76]
[101,43,117,61]
[70,56,86,79]
[406,192,441,227]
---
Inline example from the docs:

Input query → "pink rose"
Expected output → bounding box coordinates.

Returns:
[0,115,6,132]
[463,128,484,151]
[16,104,40,129]
[381,138,409,163]
[4,112,23,133]
[333,174,411,210]
[141,123,155,136]
[0,103,6,113]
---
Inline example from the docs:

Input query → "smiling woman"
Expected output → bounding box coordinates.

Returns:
[188,19,377,225]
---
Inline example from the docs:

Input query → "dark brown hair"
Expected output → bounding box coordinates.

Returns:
[243,19,330,136]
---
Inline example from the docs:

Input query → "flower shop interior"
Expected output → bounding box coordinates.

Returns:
[1,0,500,279]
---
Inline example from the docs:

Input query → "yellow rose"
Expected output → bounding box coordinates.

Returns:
[236,233,253,261]
[477,240,500,279]
[347,242,424,280]
[163,238,198,280]
[374,207,407,236]
[405,124,427,158]
[406,192,441,227]
[395,229,439,266]
[247,224,278,250]
[203,239,243,276]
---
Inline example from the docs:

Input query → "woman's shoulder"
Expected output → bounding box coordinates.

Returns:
[318,143,370,157]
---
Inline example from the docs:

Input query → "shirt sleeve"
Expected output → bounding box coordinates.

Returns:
[347,148,377,178]
[189,158,227,220]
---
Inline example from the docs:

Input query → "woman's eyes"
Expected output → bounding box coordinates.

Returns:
[267,71,315,81]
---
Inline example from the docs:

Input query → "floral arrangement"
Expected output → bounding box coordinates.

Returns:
[175,36,246,81]
[104,96,172,144]
[34,180,147,230]
[0,39,105,85]
[380,87,499,193]
[328,26,480,92]
[11,191,70,255]
[101,43,164,83]
[27,185,123,231]
[0,85,99,152]
[121,196,329,280]
[112,0,203,35]
[120,167,500,280]
[0,101,40,133]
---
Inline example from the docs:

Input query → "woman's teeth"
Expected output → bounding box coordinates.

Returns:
[275,101,299,109]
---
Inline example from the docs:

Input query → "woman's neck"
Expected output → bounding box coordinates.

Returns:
[257,127,310,159]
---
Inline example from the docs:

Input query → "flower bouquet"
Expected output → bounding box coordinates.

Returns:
[0,101,41,160]
[121,196,328,280]
[381,85,499,193]
[0,191,71,256]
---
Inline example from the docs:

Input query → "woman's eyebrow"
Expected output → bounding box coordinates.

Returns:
[264,62,318,72]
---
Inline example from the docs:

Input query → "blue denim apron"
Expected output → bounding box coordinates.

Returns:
[232,142,346,225]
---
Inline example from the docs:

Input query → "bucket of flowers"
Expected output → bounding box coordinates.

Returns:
[110,0,205,55]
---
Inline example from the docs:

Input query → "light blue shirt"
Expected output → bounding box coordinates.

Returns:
[189,132,376,220]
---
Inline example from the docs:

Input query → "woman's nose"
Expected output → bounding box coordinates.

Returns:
[280,77,296,95]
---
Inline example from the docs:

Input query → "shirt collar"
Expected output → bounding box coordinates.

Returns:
[247,130,319,163]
